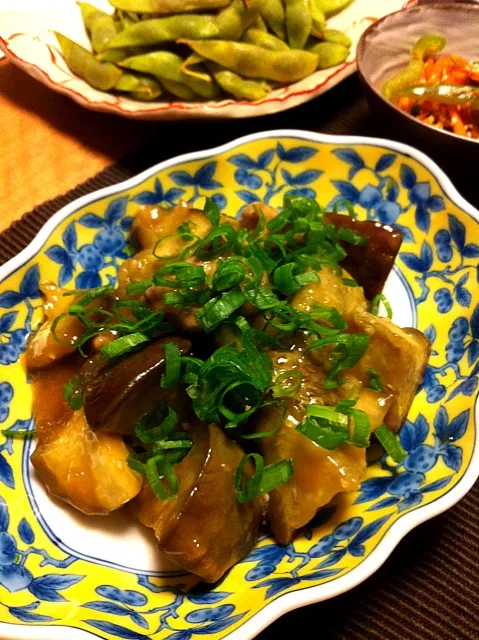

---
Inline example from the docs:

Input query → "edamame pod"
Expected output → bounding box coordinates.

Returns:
[180,40,318,82]
[78,3,118,52]
[207,62,271,100]
[315,0,352,17]
[161,79,197,99]
[105,15,219,48]
[55,32,122,90]
[109,0,230,13]
[285,0,312,50]
[121,51,218,98]
[215,0,260,40]
[242,27,289,51]
[96,48,132,63]
[260,0,286,41]
[253,15,268,31]
[309,0,325,38]
[308,41,349,68]
[322,28,351,48]
[114,73,162,99]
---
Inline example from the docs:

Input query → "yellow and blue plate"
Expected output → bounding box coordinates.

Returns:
[0,130,478,640]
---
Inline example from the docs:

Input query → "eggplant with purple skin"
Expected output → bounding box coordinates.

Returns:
[82,337,190,435]
[324,212,403,300]
[136,423,264,583]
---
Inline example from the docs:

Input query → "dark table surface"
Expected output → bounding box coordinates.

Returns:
[1,73,478,640]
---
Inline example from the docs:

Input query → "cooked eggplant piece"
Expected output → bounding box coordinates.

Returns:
[82,337,191,435]
[349,313,431,430]
[136,424,263,583]
[324,213,403,300]
[31,361,142,514]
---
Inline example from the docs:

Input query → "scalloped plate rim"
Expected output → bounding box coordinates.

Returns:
[0,129,478,640]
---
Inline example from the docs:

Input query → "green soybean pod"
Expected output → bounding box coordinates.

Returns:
[260,0,286,41]
[161,79,198,99]
[253,15,268,31]
[322,28,351,48]
[215,0,260,40]
[96,48,132,63]
[180,39,318,82]
[105,15,219,48]
[121,51,186,81]
[242,27,289,51]
[315,0,352,17]
[108,0,231,13]
[309,0,325,38]
[285,0,312,50]
[114,73,162,99]
[208,62,271,100]
[79,3,119,53]
[55,32,122,90]
[121,51,218,98]
[308,41,349,69]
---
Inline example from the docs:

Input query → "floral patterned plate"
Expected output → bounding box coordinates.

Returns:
[0,0,406,120]
[0,130,478,640]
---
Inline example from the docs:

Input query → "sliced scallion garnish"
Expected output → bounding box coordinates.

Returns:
[375,423,407,463]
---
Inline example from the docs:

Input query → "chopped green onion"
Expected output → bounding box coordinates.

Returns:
[135,406,177,443]
[367,368,383,392]
[375,423,407,463]
[196,288,245,333]
[297,415,349,450]
[241,400,286,439]
[100,332,149,359]
[203,197,220,226]
[272,262,301,295]
[213,257,248,292]
[310,304,347,331]
[258,458,294,494]
[63,375,84,410]
[145,455,179,500]
[235,453,293,503]
[177,221,196,241]
[294,271,320,288]
[219,380,263,426]
[152,439,192,451]
[348,408,371,447]
[337,227,368,246]
[341,278,358,287]
[126,280,152,295]
[1,428,36,438]
[244,285,280,311]
[193,225,237,260]
[271,370,302,397]
[331,200,356,217]
[160,341,181,389]
[371,294,393,319]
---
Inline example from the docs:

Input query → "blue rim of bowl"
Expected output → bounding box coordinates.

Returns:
[0,129,478,640]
